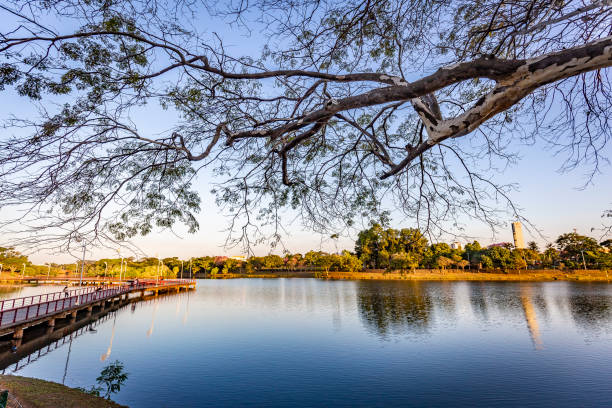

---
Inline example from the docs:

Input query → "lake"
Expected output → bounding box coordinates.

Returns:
[2,279,612,407]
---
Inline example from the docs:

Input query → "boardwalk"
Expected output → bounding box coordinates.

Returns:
[0,279,195,339]
[0,276,195,285]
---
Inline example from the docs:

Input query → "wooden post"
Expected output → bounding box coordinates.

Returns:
[45,318,56,335]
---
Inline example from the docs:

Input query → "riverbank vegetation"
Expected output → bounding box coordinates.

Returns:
[2,226,611,279]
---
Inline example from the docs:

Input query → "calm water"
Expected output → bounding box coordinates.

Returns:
[3,279,612,407]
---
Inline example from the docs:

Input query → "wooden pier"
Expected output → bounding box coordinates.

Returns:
[0,279,195,347]
[0,275,190,285]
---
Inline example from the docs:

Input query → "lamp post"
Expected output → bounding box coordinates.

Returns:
[79,241,86,287]
[116,249,123,283]
[73,234,87,287]
[181,260,184,280]
[123,260,128,280]
[47,263,51,278]
[0,263,3,277]
[119,257,124,282]
[104,262,108,279]
[156,258,160,284]
[22,263,26,278]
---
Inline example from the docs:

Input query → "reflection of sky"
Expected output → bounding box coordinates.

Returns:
[3,279,612,407]
[0,285,70,301]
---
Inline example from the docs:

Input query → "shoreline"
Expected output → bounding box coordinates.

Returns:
[1,269,609,284]
[0,375,127,408]
[202,269,611,282]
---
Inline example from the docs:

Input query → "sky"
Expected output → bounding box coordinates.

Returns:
[0,3,611,264]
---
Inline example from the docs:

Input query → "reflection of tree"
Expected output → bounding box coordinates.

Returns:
[469,282,489,320]
[568,289,612,332]
[0,286,22,299]
[437,282,456,317]
[357,281,432,338]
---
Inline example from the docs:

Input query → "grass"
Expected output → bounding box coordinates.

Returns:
[0,375,127,408]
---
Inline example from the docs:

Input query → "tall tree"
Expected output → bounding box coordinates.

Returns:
[0,1,610,251]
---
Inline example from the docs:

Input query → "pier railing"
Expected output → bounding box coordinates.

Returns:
[0,286,100,312]
[0,279,193,328]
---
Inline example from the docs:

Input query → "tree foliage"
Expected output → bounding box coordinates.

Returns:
[0,0,610,251]
[96,360,129,400]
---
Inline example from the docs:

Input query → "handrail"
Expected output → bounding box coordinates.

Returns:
[0,286,100,312]
[0,279,195,312]
[0,280,194,328]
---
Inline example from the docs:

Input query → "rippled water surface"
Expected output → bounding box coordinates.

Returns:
[3,279,612,407]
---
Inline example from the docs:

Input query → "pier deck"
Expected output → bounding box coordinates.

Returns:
[0,279,195,340]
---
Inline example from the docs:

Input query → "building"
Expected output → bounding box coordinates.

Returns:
[450,241,462,250]
[512,221,525,249]
[487,242,513,249]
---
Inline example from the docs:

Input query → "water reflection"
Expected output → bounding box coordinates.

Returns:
[1,280,612,408]
[568,284,612,334]
[357,281,432,338]
[355,281,612,345]
[469,282,490,321]
[182,291,190,325]
[101,314,117,362]
[147,300,159,337]
[62,335,73,384]
[0,292,183,374]
[0,313,114,375]
[520,285,543,350]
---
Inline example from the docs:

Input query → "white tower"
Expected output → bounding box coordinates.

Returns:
[512,222,525,249]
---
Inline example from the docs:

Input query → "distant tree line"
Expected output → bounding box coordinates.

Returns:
[1,227,611,277]
[354,224,612,271]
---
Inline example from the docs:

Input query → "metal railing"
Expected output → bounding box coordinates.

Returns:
[0,279,194,329]
[0,286,100,312]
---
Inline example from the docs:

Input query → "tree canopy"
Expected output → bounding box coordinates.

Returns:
[0,0,610,251]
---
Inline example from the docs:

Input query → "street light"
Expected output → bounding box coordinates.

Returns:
[73,234,87,287]
[47,263,51,278]
[79,243,86,287]
[181,260,184,280]
[123,260,128,280]
[156,258,161,284]
[116,249,123,283]
[22,263,26,278]
[104,262,108,279]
